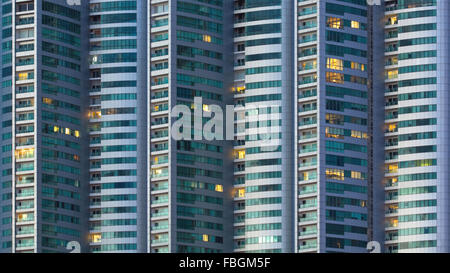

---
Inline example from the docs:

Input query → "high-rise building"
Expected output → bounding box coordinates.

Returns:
[1,0,449,254]
[147,0,233,253]
[0,0,89,253]
[382,0,449,253]
[87,0,148,253]
[296,0,370,252]
[232,0,295,253]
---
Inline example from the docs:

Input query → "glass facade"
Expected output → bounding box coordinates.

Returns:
[297,0,369,253]
[1,0,87,253]
[0,0,449,254]
[233,0,295,253]
[148,0,232,253]
[383,0,439,253]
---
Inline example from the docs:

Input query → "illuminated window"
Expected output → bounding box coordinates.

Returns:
[351,62,365,71]
[203,104,211,112]
[43,97,53,105]
[74,130,80,138]
[351,171,364,180]
[386,177,398,187]
[202,234,209,242]
[91,233,102,243]
[351,130,368,139]
[386,123,397,133]
[88,111,101,119]
[389,219,398,227]
[65,128,71,135]
[53,126,60,133]
[386,69,398,79]
[326,72,344,84]
[215,184,223,192]
[326,113,343,125]
[351,20,360,29]
[203,35,211,43]
[327,58,343,70]
[386,164,398,173]
[238,188,245,198]
[327,17,343,29]
[15,148,35,159]
[232,86,245,94]
[387,16,397,25]
[326,168,344,181]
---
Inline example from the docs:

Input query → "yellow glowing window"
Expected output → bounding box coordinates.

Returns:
[351,171,363,180]
[387,164,398,173]
[15,148,34,159]
[326,113,343,125]
[387,69,398,79]
[43,97,53,105]
[238,188,245,198]
[420,160,434,167]
[74,130,80,138]
[389,205,399,211]
[203,35,211,43]
[153,156,159,164]
[326,169,344,181]
[327,58,343,70]
[235,86,245,93]
[18,73,29,80]
[351,62,365,71]
[387,123,397,132]
[203,104,211,112]
[238,150,245,159]
[388,177,398,186]
[53,126,60,133]
[387,16,397,25]
[88,111,100,119]
[327,17,343,29]
[215,184,223,192]
[390,219,398,227]
[202,234,209,242]
[65,128,71,135]
[351,130,360,139]
[326,72,344,84]
[351,20,360,29]
[91,234,102,243]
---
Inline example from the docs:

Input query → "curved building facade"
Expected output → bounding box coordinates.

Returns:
[232,0,295,253]
[88,0,147,253]
[383,0,449,253]
[1,0,88,253]
[148,0,233,253]
[297,0,370,252]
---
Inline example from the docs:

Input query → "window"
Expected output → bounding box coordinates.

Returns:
[351,20,360,29]
[327,58,343,70]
